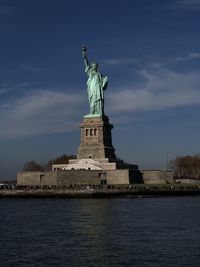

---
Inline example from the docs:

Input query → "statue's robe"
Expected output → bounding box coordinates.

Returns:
[85,66,108,116]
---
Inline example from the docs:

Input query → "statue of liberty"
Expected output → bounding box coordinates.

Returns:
[81,45,108,117]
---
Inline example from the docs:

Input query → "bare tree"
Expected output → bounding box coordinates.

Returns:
[23,160,44,172]
[170,155,200,179]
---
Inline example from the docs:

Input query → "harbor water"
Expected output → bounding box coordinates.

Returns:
[0,197,200,266]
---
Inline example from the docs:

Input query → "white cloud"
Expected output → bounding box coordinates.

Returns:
[0,3,14,15]
[1,68,200,139]
[0,90,84,139]
[1,82,9,87]
[0,86,13,95]
[149,63,163,69]
[102,58,137,66]
[174,0,200,9]
[107,68,200,113]
[19,63,44,73]
[175,53,200,61]
[0,88,8,95]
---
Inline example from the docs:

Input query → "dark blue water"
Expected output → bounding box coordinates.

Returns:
[0,197,200,267]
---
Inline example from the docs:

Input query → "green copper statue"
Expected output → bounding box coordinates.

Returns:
[81,45,108,117]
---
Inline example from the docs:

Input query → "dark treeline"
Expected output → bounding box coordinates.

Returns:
[23,161,44,172]
[170,155,200,179]
[23,154,76,172]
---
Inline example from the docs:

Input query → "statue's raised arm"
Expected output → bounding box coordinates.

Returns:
[81,45,89,69]
[81,45,108,117]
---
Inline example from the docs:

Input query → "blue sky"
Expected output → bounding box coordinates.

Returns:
[0,0,200,179]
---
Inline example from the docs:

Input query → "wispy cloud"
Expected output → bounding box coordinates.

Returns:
[175,53,200,61]
[0,90,84,139]
[149,63,163,69]
[19,63,44,73]
[0,82,27,95]
[1,82,9,87]
[1,67,200,139]
[107,68,200,114]
[0,85,13,95]
[0,2,14,15]
[102,58,137,66]
[0,88,9,95]
[173,0,200,9]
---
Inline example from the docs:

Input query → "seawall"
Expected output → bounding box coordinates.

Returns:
[1,184,200,198]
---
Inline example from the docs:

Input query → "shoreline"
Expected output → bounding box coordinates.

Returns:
[1,187,200,198]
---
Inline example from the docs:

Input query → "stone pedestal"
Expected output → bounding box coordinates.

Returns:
[77,115,116,161]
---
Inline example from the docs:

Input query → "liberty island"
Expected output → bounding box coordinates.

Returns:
[16,46,174,187]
